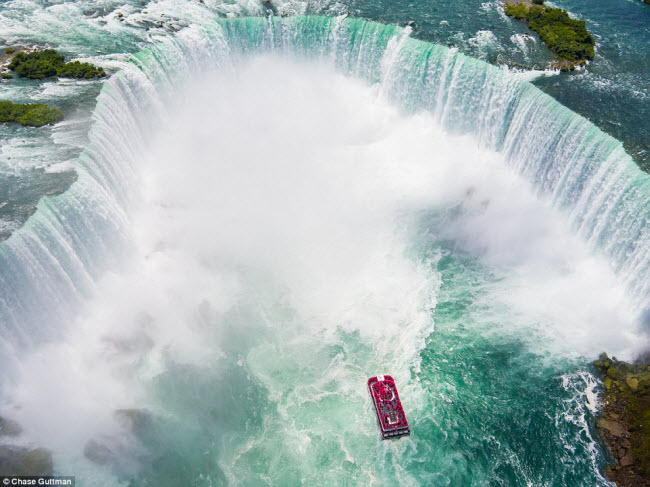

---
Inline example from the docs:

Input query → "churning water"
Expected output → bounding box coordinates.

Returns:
[0,6,648,487]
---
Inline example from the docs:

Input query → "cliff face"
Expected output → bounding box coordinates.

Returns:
[593,354,650,487]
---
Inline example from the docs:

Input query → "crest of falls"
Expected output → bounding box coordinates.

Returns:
[0,15,648,366]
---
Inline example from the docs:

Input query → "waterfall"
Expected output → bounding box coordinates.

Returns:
[0,15,647,371]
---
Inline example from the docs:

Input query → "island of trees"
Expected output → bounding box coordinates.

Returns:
[0,48,107,127]
[7,49,106,79]
[504,0,595,71]
[0,101,63,127]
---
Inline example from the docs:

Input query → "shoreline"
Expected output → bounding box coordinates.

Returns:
[593,354,650,486]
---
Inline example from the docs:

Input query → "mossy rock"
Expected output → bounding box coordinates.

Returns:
[594,352,650,479]
[594,353,613,370]
[626,376,639,390]
[607,365,629,381]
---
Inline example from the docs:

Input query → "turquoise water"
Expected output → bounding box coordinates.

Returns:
[0,4,648,487]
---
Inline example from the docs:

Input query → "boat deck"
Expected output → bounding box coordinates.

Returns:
[368,374,410,439]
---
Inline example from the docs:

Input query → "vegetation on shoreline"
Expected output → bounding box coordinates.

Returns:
[7,49,106,79]
[593,353,650,486]
[0,101,63,127]
[504,1,595,70]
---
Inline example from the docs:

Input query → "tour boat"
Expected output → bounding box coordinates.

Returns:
[367,374,410,439]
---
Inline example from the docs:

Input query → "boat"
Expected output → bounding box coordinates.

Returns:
[367,374,410,439]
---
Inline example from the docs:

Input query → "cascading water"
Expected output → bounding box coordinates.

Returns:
[0,14,648,487]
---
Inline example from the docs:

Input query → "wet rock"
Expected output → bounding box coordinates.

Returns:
[620,455,634,467]
[84,412,155,474]
[626,376,639,390]
[0,446,53,476]
[0,417,22,437]
[83,434,149,476]
[114,409,153,438]
[594,352,650,486]
[598,418,627,438]
[84,438,115,465]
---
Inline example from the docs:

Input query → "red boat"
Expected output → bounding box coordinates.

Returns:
[367,374,410,439]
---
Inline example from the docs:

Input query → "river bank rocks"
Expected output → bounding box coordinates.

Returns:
[0,446,53,476]
[593,353,650,486]
[0,416,53,476]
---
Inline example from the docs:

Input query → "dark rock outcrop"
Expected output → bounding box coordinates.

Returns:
[594,353,650,487]
[0,446,53,476]
[83,438,116,466]
[83,408,154,474]
[114,408,154,438]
